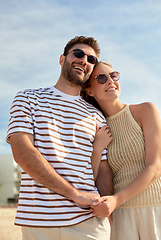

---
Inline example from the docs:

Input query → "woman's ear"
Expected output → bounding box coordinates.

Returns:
[86,88,94,97]
[59,54,65,66]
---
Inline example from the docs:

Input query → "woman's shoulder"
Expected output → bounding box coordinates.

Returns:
[129,102,159,127]
[130,102,158,114]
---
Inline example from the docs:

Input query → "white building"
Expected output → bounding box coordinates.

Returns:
[0,154,21,205]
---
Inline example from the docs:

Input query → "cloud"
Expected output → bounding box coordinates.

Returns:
[0,0,161,154]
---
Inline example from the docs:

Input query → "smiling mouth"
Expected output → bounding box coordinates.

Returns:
[105,87,116,92]
[74,66,85,73]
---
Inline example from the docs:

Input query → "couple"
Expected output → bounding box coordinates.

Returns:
[6,36,161,240]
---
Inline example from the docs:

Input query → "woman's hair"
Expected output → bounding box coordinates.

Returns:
[80,60,112,113]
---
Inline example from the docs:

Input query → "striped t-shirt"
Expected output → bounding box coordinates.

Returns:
[6,86,107,227]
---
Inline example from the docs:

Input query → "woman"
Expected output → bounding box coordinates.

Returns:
[81,61,161,239]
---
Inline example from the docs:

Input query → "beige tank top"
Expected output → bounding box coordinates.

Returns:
[106,104,161,208]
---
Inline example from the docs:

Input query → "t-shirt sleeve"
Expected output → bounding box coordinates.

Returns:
[6,91,34,144]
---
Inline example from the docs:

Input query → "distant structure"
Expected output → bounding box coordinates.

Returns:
[0,154,21,205]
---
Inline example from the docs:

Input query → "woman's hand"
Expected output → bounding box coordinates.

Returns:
[93,124,113,154]
[91,124,113,180]
[90,195,117,218]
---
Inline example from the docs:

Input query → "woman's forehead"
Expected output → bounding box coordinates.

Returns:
[96,63,113,71]
[91,63,113,78]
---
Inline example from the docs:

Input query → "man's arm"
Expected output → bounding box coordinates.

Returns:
[95,160,113,224]
[10,132,100,206]
[95,160,113,196]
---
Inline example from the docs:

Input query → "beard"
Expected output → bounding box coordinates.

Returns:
[62,58,91,86]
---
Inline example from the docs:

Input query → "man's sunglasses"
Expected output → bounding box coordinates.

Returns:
[93,72,120,84]
[66,49,98,65]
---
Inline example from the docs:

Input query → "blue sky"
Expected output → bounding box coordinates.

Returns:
[1,0,161,154]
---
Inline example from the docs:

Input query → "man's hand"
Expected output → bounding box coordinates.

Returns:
[73,191,100,208]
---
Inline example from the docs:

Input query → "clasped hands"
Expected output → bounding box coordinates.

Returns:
[90,195,117,218]
[74,191,117,218]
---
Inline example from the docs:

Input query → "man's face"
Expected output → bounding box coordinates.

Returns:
[61,44,97,86]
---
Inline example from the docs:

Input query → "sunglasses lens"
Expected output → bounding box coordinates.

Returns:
[110,72,120,81]
[87,56,97,64]
[73,49,97,65]
[96,74,107,84]
[73,49,84,58]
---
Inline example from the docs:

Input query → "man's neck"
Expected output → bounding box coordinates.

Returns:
[54,77,81,96]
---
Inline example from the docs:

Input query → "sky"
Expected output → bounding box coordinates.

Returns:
[1,0,161,155]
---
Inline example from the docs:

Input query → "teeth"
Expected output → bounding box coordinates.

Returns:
[106,88,115,91]
[74,66,84,72]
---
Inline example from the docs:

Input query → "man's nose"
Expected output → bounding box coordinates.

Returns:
[80,55,88,64]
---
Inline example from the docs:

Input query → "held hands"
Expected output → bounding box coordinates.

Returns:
[90,195,117,218]
[74,190,117,219]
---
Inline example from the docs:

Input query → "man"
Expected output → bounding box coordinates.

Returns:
[6,36,113,240]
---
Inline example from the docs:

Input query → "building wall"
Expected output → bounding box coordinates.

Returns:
[0,154,21,205]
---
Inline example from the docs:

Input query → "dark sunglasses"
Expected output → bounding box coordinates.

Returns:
[66,49,98,65]
[93,72,120,84]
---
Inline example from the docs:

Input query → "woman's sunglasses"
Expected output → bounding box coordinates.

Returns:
[66,49,98,65]
[93,72,120,84]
